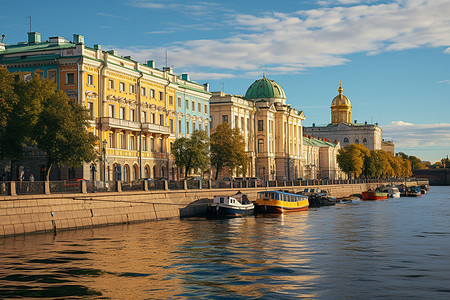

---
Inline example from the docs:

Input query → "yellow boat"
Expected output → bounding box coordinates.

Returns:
[255,191,309,213]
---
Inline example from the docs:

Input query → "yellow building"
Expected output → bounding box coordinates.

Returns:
[0,33,210,182]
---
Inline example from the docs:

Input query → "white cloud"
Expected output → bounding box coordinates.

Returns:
[445,47,450,54]
[382,122,450,161]
[116,0,450,79]
[437,79,450,84]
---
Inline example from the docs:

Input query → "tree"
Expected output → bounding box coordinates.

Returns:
[365,150,395,178]
[171,130,210,178]
[34,90,98,180]
[0,67,18,159]
[337,143,370,178]
[210,123,249,180]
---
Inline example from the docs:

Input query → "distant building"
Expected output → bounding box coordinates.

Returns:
[381,140,395,154]
[302,135,343,180]
[0,32,210,181]
[304,83,392,151]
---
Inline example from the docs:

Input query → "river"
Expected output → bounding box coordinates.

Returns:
[0,186,449,299]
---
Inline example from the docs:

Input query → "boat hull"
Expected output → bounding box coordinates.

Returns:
[207,204,254,217]
[255,197,309,214]
[255,204,308,213]
[362,191,388,201]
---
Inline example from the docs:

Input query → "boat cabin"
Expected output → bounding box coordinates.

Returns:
[257,191,306,202]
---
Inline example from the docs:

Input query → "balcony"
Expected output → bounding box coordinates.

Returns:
[100,118,170,135]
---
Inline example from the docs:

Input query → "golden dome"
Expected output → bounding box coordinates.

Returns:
[331,82,351,107]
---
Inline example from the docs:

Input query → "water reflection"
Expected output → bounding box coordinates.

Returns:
[0,187,449,299]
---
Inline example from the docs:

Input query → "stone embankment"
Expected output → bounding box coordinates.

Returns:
[0,180,428,238]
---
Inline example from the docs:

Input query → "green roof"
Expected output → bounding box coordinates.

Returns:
[244,77,286,100]
[0,42,76,55]
[303,136,336,147]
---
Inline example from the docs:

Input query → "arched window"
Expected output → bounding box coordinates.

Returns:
[132,165,139,181]
[355,138,359,143]
[153,165,158,178]
[363,138,367,143]
[144,165,150,178]
[343,137,349,143]
[123,164,130,182]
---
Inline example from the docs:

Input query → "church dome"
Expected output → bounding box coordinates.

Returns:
[331,82,351,107]
[244,77,286,101]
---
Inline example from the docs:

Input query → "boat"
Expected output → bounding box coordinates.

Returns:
[420,184,429,194]
[361,189,388,200]
[207,192,254,217]
[255,190,309,213]
[379,186,400,198]
[299,188,336,207]
[401,186,421,197]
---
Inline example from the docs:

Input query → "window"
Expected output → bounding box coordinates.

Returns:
[108,79,115,89]
[120,107,125,120]
[258,139,264,152]
[178,120,182,133]
[343,137,349,143]
[235,116,239,129]
[241,117,245,130]
[130,84,135,94]
[66,73,75,84]
[141,87,147,96]
[222,115,228,123]
[198,102,201,113]
[36,71,44,79]
[48,70,56,82]
[258,120,264,131]
[142,137,147,151]
[87,102,94,117]
[160,138,164,153]
[150,137,154,151]
[192,101,195,112]
[170,119,174,133]
[142,111,147,123]
[150,89,155,98]
[363,138,367,143]
[186,100,189,110]
[178,97,181,108]
[130,109,135,122]
[193,121,196,131]
[204,104,207,115]
[186,121,190,134]
[159,91,164,101]
[130,136,135,150]
[109,132,115,148]
[247,118,250,131]
[355,138,359,143]
[169,95,173,105]
[151,113,156,124]
[109,105,115,118]
[119,82,126,92]
[159,114,164,126]
[87,74,94,85]
[121,134,127,149]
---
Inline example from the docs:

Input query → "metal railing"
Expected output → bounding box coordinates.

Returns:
[0,178,426,196]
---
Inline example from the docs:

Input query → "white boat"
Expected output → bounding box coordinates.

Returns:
[207,192,254,217]
[380,186,400,198]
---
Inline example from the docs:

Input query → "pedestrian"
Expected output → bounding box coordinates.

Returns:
[29,174,35,182]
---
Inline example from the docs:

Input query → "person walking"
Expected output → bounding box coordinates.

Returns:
[29,174,35,182]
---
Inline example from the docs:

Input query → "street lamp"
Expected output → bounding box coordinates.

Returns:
[102,139,107,187]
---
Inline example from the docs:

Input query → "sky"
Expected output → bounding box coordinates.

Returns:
[2,0,449,162]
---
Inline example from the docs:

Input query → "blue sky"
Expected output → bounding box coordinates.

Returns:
[2,0,450,162]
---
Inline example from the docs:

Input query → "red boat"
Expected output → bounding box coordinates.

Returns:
[362,190,388,200]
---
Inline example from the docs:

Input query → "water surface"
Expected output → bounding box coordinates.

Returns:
[1,186,449,299]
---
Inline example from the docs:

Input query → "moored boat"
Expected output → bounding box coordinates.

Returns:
[207,192,254,217]
[401,186,421,197]
[379,186,400,198]
[362,189,388,200]
[299,188,336,207]
[255,190,309,213]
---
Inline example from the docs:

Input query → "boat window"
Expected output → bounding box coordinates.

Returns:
[220,197,224,203]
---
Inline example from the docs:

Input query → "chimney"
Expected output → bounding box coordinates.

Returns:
[163,66,173,73]
[124,55,134,61]
[94,44,101,50]
[203,83,209,91]
[107,50,117,55]
[73,34,84,44]
[146,60,155,68]
[27,32,41,44]
[49,36,67,44]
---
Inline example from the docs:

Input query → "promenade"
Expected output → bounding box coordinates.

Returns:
[0,178,428,238]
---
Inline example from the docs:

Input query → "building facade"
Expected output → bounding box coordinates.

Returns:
[210,77,306,181]
[304,83,389,151]
[0,32,211,181]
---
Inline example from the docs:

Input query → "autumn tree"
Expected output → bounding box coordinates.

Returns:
[34,90,98,180]
[365,150,395,178]
[210,123,249,180]
[171,130,210,178]
[337,143,370,178]
[0,67,18,158]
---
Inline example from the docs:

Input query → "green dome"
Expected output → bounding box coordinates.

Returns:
[244,77,286,100]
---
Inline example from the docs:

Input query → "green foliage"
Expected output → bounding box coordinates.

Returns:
[171,130,210,178]
[210,123,249,180]
[0,70,97,179]
[337,143,370,178]
[34,90,98,180]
